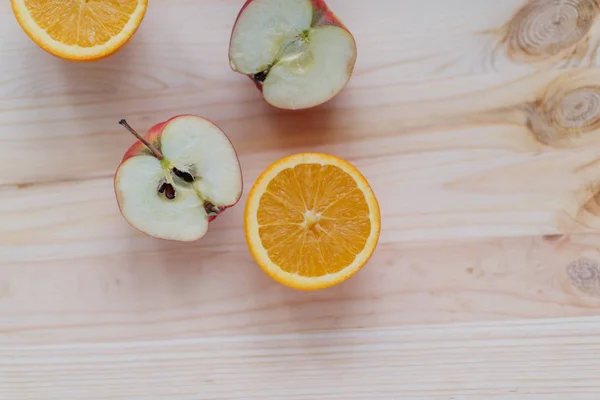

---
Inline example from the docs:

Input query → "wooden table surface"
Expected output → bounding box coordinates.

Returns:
[3,0,600,398]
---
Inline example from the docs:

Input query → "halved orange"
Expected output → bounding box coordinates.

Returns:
[245,153,381,290]
[11,0,148,61]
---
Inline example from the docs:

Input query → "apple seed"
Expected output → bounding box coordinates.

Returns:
[172,167,195,183]
[164,183,176,200]
[157,181,176,200]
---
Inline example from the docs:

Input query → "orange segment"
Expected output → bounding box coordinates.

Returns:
[11,0,147,61]
[245,153,381,291]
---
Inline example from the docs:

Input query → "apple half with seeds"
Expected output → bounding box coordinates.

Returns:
[114,115,243,241]
[229,0,357,110]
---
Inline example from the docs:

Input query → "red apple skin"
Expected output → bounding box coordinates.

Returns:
[114,115,244,239]
[229,0,357,105]
[310,0,350,29]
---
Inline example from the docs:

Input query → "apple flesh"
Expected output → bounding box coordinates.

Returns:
[229,0,357,110]
[114,115,243,241]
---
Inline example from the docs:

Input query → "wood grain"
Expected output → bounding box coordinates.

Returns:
[3,0,600,187]
[4,0,600,398]
[4,317,600,399]
[4,230,600,346]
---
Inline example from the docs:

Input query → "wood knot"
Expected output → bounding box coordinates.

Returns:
[554,87,600,130]
[528,71,600,146]
[567,257,600,294]
[503,0,598,62]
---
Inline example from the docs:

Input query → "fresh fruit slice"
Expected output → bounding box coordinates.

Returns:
[11,0,148,61]
[245,153,380,290]
[229,0,357,110]
[114,115,243,242]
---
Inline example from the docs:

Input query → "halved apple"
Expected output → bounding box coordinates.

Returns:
[114,115,243,241]
[229,0,357,110]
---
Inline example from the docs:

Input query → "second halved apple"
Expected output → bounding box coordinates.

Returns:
[229,0,357,110]
[114,115,243,242]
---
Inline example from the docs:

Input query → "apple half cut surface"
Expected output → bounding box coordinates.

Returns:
[114,116,243,242]
[229,0,357,110]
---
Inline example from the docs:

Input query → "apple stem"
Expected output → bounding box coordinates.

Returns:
[119,119,164,160]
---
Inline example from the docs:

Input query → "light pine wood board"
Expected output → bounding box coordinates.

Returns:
[3,317,600,399]
[4,0,600,398]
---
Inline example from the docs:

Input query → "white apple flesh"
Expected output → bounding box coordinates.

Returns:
[229,0,357,110]
[114,115,243,242]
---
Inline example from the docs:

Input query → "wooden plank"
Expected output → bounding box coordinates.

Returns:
[2,0,600,346]
[3,317,600,399]
[3,189,600,345]
[3,117,600,258]
[4,0,600,397]
[3,0,600,186]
